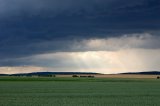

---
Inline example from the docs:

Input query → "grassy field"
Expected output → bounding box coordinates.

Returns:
[0,77,160,106]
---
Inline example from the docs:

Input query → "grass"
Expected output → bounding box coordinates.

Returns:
[0,77,160,106]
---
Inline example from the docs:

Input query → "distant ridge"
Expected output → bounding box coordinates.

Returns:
[0,72,100,76]
[121,71,160,75]
[0,74,8,76]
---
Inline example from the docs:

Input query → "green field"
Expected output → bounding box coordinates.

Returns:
[0,77,160,106]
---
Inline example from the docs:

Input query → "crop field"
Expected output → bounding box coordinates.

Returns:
[0,77,160,106]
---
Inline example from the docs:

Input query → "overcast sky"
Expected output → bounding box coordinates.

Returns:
[0,0,160,74]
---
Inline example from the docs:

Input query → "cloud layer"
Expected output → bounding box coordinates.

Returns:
[0,0,160,73]
[0,33,160,74]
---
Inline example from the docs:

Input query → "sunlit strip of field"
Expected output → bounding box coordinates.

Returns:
[56,74,159,79]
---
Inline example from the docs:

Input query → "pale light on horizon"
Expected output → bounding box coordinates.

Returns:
[1,48,160,74]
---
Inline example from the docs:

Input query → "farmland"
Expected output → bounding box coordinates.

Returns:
[0,77,160,106]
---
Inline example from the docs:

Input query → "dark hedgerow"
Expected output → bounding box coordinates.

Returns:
[72,75,79,77]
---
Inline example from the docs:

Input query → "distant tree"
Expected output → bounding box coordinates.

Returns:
[80,76,87,78]
[72,75,79,77]
[88,75,95,78]
[52,75,56,77]
[157,76,160,79]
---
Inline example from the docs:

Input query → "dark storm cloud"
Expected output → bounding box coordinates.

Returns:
[0,0,160,66]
